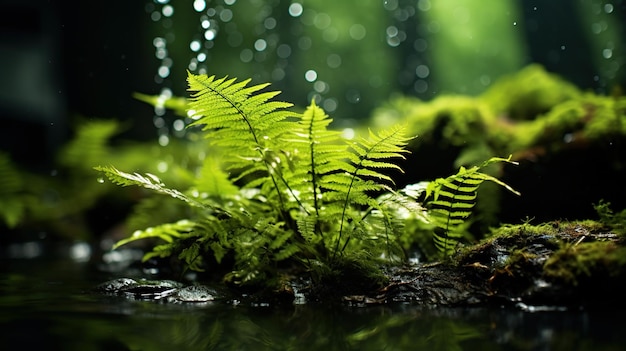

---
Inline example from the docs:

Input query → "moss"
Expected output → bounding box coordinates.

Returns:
[375,64,626,163]
[544,241,626,286]
[480,64,582,121]
[372,64,626,233]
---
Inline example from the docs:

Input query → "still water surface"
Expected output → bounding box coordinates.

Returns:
[1,256,625,350]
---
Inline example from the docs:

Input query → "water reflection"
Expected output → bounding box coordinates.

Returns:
[2,257,626,350]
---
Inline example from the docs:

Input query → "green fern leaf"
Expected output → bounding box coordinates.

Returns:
[113,219,196,249]
[332,124,413,256]
[425,155,520,257]
[95,165,207,209]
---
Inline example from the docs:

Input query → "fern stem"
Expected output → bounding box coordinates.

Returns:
[333,174,358,260]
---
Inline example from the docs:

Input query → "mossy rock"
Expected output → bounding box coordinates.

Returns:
[363,221,626,307]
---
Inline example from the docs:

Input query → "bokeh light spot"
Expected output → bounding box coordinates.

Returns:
[162,5,174,17]
[289,3,303,17]
[193,0,206,12]
[415,64,429,78]
[327,54,341,68]
[314,13,331,30]
[240,49,253,62]
[349,24,366,40]
[305,69,317,82]
[190,40,201,52]
[254,39,267,51]
[277,44,292,58]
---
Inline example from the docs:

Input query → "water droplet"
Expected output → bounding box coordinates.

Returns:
[298,36,312,50]
[313,13,331,30]
[193,0,206,12]
[603,48,613,59]
[305,69,317,82]
[560,45,566,51]
[313,80,328,93]
[158,65,170,78]
[604,4,614,13]
[162,5,174,17]
[326,54,341,68]
[204,29,217,40]
[190,40,201,52]
[264,17,277,30]
[97,177,105,184]
[254,39,267,51]
[289,3,303,17]
[349,24,366,40]
[240,49,253,63]
[415,64,429,78]
[277,44,292,59]
[173,119,185,131]
[414,80,428,93]
[323,98,337,112]
[513,21,517,26]
[220,9,233,22]
[384,0,399,11]
[414,38,428,52]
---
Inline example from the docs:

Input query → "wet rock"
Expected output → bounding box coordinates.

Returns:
[169,285,217,302]
[96,278,138,293]
[362,221,626,307]
[95,278,216,303]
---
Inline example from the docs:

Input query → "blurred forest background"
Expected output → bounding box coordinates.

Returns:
[1,0,623,169]
[0,0,624,242]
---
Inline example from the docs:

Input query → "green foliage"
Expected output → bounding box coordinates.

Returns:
[0,152,26,228]
[98,72,515,287]
[1,120,127,238]
[371,64,626,233]
[593,200,626,236]
[424,156,521,258]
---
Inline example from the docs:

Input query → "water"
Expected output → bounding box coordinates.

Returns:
[2,256,626,350]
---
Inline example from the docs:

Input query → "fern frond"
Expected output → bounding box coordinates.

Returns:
[94,165,210,210]
[331,124,412,257]
[113,219,196,249]
[187,72,301,218]
[187,73,295,149]
[425,155,520,257]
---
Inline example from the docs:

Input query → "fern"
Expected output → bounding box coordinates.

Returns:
[425,155,520,257]
[98,71,516,288]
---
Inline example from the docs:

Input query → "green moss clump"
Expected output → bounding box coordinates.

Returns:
[372,64,626,233]
[544,240,626,286]
[481,64,582,121]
